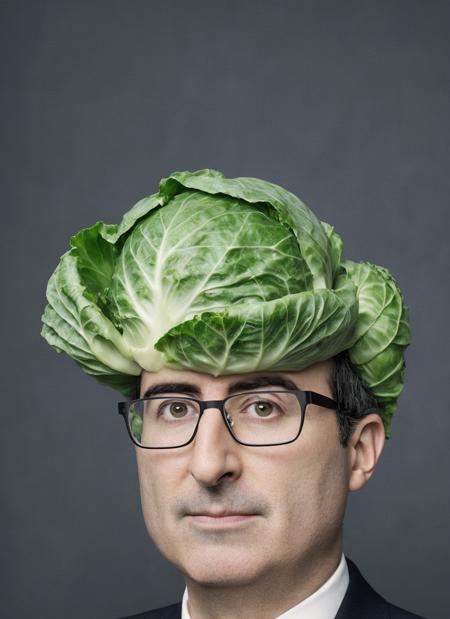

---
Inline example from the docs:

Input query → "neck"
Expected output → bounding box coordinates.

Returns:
[184,539,343,619]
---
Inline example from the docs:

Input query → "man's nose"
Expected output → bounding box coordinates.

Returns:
[188,407,242,487]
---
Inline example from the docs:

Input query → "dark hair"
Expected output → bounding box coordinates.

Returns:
[133,350,379,448]
[331,351,379,447]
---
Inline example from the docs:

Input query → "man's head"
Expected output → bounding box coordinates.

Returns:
[134,359,384,589]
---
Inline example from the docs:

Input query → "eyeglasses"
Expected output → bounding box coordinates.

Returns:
[118,390,339,448]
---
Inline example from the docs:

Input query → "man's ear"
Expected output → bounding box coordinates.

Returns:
[348,413,386,492]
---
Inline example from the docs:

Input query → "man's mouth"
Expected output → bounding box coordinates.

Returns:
[185,511,258,526]
[188,510,253,516]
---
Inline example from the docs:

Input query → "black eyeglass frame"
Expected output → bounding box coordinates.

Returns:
[118,389,339,449]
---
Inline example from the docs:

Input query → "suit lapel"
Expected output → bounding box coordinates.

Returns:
[335,557,389,618]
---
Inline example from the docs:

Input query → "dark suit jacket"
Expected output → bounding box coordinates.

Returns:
[121,557,425,618]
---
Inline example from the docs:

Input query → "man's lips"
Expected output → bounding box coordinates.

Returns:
[188,511,254,517]
[185,511,258,525]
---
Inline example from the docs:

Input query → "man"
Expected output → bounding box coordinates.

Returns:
[42,169,425,618]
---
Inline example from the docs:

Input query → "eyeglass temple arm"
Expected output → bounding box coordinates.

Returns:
[308,392,339,410]
[308,393,380,417]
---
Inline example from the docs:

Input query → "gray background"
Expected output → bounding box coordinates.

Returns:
[2,1,449,618]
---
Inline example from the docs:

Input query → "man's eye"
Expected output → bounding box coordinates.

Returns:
[159,400,195,419]
[249,400,276,417]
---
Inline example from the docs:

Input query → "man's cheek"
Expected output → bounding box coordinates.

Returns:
[137,465,161,521]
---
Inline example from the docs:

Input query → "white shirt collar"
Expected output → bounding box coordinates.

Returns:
[181,553,349,619]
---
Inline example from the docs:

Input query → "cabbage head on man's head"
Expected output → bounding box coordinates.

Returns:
[41,169,410,438]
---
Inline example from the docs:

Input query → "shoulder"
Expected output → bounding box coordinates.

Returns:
[118,601,182,619]
[339,557,426,619]
[386,603,427,618]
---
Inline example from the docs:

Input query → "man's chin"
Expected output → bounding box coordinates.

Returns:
[174,547,267,588]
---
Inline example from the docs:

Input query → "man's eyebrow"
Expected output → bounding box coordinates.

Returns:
[227,375,299,395]
[141,376,299,399]
[142,383,202,398]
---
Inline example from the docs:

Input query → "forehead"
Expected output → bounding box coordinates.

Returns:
[140,360,334,396]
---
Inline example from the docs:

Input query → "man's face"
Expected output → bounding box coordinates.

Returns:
[135,361,352,587]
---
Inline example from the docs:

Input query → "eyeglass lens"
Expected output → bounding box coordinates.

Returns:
[127,392,303,448]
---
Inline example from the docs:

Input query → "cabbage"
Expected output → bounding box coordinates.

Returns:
[41,169,410,437]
